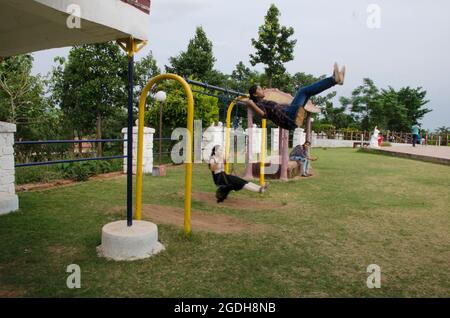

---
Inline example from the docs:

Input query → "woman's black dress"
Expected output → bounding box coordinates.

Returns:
[212,172,248,202]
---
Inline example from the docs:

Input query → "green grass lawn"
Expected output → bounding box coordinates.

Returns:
[1,148,449,297]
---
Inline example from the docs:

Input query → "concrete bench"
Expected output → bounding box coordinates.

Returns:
[353,141,370,148]
[252,160,302,179]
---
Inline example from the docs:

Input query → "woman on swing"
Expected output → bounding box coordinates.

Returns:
[209,145,266,203]
[246,63,346,130]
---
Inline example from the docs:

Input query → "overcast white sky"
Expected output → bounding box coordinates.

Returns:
[31,0,450,130]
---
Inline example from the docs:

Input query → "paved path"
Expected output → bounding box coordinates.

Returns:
[364,145,450,165]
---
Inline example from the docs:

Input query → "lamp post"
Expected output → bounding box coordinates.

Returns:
[154,91,167,176]
[305,114,313,144]
[308,117,315,156]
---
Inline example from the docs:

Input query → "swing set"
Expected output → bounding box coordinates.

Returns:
[134,76,268,237]
[134,77,314,236]
[185,79,268,187]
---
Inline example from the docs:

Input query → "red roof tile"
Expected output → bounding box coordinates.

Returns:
[121,0,151,14]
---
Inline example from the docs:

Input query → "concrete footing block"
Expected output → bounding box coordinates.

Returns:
[97,220,164,261]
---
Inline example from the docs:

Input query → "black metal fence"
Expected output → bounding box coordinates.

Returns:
[14,139,127,168]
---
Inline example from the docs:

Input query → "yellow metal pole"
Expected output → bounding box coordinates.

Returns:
[136,74,194,237]
[225,97,247,174]
[117,37,147,57]
[260,119,266,186]
[225,100,236,174]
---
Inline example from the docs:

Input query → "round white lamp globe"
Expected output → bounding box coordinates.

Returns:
[154,91,167,102]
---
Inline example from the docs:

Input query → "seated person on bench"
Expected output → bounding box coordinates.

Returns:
[289,141,317,177]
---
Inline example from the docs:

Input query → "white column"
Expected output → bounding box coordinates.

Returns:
[271,128,279,153]
[251,124,262,155]
[122,126,155,175]
[311,131,317,147]
[0,122,19,215]
[293,128,306,147]
[202,122,225,161]
[244,124,262,161]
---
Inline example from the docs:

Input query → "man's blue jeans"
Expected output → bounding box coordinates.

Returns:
[285,76,337,119]
[290,156,310,175]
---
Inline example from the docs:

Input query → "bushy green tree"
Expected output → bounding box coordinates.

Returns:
[50,42,128,156]
[320,101,355,129]
[230,61,259,92]
[435,126,449,134]
[340,78,431,131]
[0,55,67,161]
[396,86,431,126]
[166,27,216,81]
[135,51,161,99]
[203,69,230,88]
[250,4,297,87]
[0,55,47,132]
[340,78,379,130]
[145,80,219,133]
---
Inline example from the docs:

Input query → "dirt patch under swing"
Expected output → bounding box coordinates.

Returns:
[0,285,27,298]
[174,191,289,211]
[112,204,268,234]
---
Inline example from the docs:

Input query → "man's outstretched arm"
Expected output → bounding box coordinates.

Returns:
[244,99,266,117]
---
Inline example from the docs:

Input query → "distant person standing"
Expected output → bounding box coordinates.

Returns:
[423,132,428,146]
[411,124,420,147]
[378,133,383,147]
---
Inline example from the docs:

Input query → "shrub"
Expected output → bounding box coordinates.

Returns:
[15,166,64,185]
[340,127,360,133]
[109,159,123,172]
[95,160,112,174]
[60,162,95,182]
[318,124,336,132]
[16,159,124,185]
[59,159,123,181]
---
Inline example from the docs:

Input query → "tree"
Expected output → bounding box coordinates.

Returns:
[340,78,432,131]
[396,86,431,126]
[128,51,162,131]
[203,69,230,88]
[0,55,58,139]
[377,87,408,131]
[229,61,259,92]
[0,55,45,127]
[135,51,161,99]
[145,80,219,133]
[320,101,355,129]
[287,72,337,110]
[340,78,380,130]
[250,4,297,87]
[435,126,449,134]
[166,26,216,81]
[51,43,128,156]
[0,55,66,161]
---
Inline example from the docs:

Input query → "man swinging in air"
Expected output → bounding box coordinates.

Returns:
[245,63,346,129]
